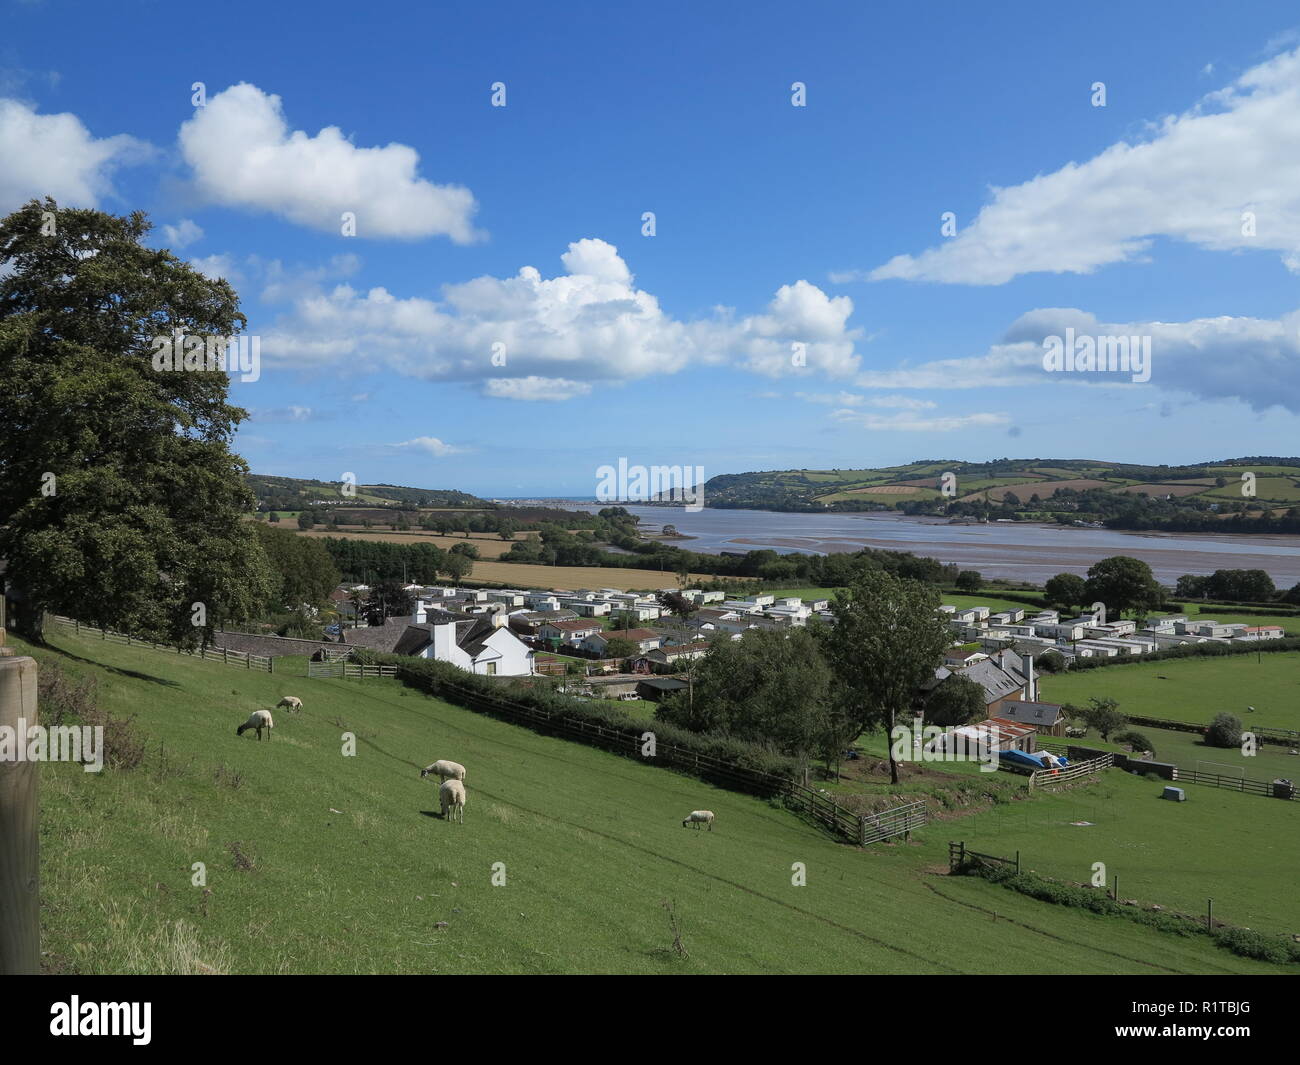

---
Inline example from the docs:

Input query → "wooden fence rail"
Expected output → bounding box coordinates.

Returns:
[50,616,273,673]
[343,664,397,679]
[1038,739,1295,802]
[948,841,1020,874]
[1173,768,1295,799]
[1028,753,1113,791]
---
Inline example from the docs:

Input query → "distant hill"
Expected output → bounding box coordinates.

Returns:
[247,474,489,512]
[700,457,1300,515]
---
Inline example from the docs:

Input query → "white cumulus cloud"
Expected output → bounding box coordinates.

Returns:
[861,48,1300,284]
[856,306,1300,414]
[178,83,481,241]
[160,218,203,249]
[830,409,1010,432]
[0,98,147,211]
[257,239,863,395]
[483,377,594,402]
[393,436,468,457]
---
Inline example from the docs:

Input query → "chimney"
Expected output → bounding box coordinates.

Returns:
[1025,654,1036,701]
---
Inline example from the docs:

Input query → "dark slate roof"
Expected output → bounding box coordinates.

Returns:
[338,617,412,653]
[426,608,476,625]
[636,677,689,692]
[393,624,436,656]
[992,700,1064,726]
[516,609,578,623]
[958,659,1026,704]
[457,618,498,658]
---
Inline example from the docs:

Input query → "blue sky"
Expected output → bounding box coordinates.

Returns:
[4,0,1300,495]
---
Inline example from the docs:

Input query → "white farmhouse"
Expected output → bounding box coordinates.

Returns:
[394,609,534,676]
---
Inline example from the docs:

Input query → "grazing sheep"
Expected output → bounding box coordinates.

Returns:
[439,778,466,823]
[277,696,303,712]
[420,759,467,782]
[682,810,715,831]
[236,709,274,741]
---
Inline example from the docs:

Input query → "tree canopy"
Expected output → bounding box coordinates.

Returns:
[820,566,952,783]
[0,200,272,644]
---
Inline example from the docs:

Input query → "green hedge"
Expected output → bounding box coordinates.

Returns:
[957,861,1300,965]
[350,649,801,785]
[1068,635,1300,671]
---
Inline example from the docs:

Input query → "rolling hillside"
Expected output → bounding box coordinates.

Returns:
[19,630,1288,975]
[248,473,489,512]
[701,457,1300,512]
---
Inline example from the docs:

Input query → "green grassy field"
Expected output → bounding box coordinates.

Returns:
[1201,476,1300,502]
[13,631,1290,974]
[1044,652,1300,732]
[952,772,1298,937]
[1096,724,1300,782]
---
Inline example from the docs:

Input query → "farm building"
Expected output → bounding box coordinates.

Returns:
[987,699,1066,738]
[635,677,690,702]
[392,609,534,676]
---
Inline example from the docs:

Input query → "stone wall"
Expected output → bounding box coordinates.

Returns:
[213,630,336,658]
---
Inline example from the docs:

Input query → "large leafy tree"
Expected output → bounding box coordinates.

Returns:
[251,524,340,609]
[1083,555,1165,618]
[821,566,951,784]
[922,674,986,727]
[0,199,272,644]
[1044,572,1087,612]
[656,627,832,771]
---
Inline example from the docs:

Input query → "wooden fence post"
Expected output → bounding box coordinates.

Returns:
[0,655,40,974]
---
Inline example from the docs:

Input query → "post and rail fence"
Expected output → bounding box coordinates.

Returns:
[49,615,273,673]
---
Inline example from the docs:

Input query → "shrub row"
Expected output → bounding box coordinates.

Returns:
[1068,635,1300,671]
[958,860,1300,966]
[351,649,801,784]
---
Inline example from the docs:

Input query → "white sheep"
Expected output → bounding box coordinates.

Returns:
[276,696,303,712]
[440,778,466,823]
[236,709,274,741]
[682,810,715,831]
[420,759,467,782]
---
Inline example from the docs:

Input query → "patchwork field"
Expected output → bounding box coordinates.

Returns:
[1202,476,1300,502]
[15,631,1285,974]
[1118,483,1216,497]
[297,529,522,556]
[466,560,718,591]
[959,479,1109,503]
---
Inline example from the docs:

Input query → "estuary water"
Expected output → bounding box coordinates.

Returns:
[556,504,1300,587]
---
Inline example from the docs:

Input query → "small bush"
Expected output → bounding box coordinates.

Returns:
[1205,712,1244,749]
[36,667,99,727]
[1112,730,1155,755]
